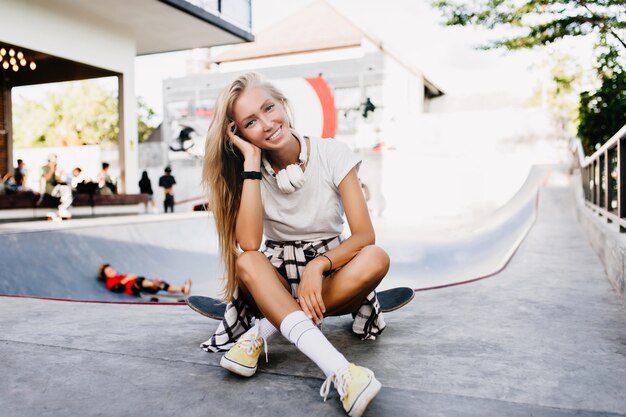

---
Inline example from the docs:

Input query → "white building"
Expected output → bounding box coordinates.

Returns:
[0,0,254,192]
[162,0,444,215]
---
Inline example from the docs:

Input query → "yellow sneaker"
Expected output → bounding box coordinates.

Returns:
[320,363,382,417]
[220,324,267,377]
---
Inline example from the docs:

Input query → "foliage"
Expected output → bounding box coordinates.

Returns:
[431,0,626,150]
[431,0,626,51]
[13,80,159,148]
[578,42,626,154]
[13,81,119,148]
[137,97,159,143]
[527,49,590,138]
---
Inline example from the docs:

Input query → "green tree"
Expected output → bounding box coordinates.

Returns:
[431,0,626,149]
[137,97,158,143]
[527,49,589,138]
[13,81,160,148]
[13,80,119,148]
[578,43,626,154]
[431,0,625,51]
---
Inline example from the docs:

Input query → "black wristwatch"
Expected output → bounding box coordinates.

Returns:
[240,171,262,180]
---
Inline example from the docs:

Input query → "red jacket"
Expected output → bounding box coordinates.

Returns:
[106,274,137,295]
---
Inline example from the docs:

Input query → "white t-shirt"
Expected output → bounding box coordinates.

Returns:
[260,136,361,241]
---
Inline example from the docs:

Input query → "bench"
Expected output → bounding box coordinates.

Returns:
[0,191,149,219]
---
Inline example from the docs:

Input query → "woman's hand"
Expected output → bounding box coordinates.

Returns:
[228,121,261,163]
[298,259,327,325]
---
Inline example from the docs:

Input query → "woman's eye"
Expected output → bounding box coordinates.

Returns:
[266,104,275,112]
[244,120,255,128]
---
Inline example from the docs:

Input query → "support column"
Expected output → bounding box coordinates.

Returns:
[117,72,139,193]
[0,75,8,175]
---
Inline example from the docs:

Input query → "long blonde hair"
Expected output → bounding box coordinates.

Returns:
[202,72,293,301]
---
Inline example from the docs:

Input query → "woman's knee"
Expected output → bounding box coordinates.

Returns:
[235,251,267,284]
[359,245,390,279]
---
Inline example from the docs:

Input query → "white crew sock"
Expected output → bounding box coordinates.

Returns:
[280,310,349,377]
[257,317,278,341]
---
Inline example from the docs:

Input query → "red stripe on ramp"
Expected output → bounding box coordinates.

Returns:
[305,76,337,138]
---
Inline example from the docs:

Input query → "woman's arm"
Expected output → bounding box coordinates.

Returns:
[231,122,264,251]
[298,168,374,322]
[311,168,375,271]
[120,274,137,285]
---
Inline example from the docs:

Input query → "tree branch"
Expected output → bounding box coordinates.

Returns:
[575,0,626,50]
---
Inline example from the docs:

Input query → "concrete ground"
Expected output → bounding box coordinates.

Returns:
[2,174,626,416]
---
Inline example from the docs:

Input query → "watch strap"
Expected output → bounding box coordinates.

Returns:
[240,171,262,180]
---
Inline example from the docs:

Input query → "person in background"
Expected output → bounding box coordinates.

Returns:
[139,170,157,214]
[40,154,73,218]
[14,159,29,191]
[71,167,97,194]
[98,264,192,297]
[97,162,116,194]
[158,166,176,213]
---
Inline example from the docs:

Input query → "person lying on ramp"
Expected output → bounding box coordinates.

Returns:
[97,264,192,298]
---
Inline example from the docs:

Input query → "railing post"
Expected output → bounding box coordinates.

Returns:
[617,137,626,233]
[582,165,587,201]
[585,165,591,201]
[606,148,613,222]
[596,158,602,212]
[598,153,606,216]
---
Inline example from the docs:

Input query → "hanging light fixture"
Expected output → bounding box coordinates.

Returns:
[0,45,37,72]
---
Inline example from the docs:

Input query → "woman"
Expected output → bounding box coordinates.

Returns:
[138,171,157,213]
[202,73,389,417]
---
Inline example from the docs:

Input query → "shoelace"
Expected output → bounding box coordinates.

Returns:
[239,325,269,363]
[320,365,351,402]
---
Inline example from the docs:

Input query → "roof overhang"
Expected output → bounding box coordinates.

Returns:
[1,42,118,87]
[32,0,254,55]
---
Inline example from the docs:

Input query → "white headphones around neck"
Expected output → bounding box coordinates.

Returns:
[262,131,308,194]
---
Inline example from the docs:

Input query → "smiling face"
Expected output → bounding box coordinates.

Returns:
[231,86,292,150]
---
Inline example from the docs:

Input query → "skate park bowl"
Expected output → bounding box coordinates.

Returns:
[376,164,550,292]
[0,165,549,303]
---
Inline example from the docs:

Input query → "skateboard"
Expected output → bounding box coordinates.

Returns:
[138,291,187,303]
[187,287,415,320]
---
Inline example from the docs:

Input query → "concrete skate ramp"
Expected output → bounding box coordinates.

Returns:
[377,164,549,291]
[0,166,548,301]
[0,213,224,302]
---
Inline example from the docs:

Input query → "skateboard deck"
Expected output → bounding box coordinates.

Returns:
[187,287,415,320]
[138,291,186,303]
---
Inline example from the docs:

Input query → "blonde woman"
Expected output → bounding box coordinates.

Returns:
[202,72,390,416]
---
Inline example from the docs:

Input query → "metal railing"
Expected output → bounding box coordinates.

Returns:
[579,124,626,231]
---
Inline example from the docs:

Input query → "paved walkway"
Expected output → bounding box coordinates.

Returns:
[2,174,626,416]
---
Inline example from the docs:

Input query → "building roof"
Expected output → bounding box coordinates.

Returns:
[212,0,365,64]
[212,0,444,97]
[31,0,254,55]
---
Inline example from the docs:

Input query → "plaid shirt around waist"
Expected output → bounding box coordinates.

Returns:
[201,236,386,352]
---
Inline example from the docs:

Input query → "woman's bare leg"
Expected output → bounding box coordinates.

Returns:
[321,245,390,317]
[236,251,300,328]
[236,246,389,321]
[238,263,290,315]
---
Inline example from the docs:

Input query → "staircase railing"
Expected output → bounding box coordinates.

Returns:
[578,124,626,232]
